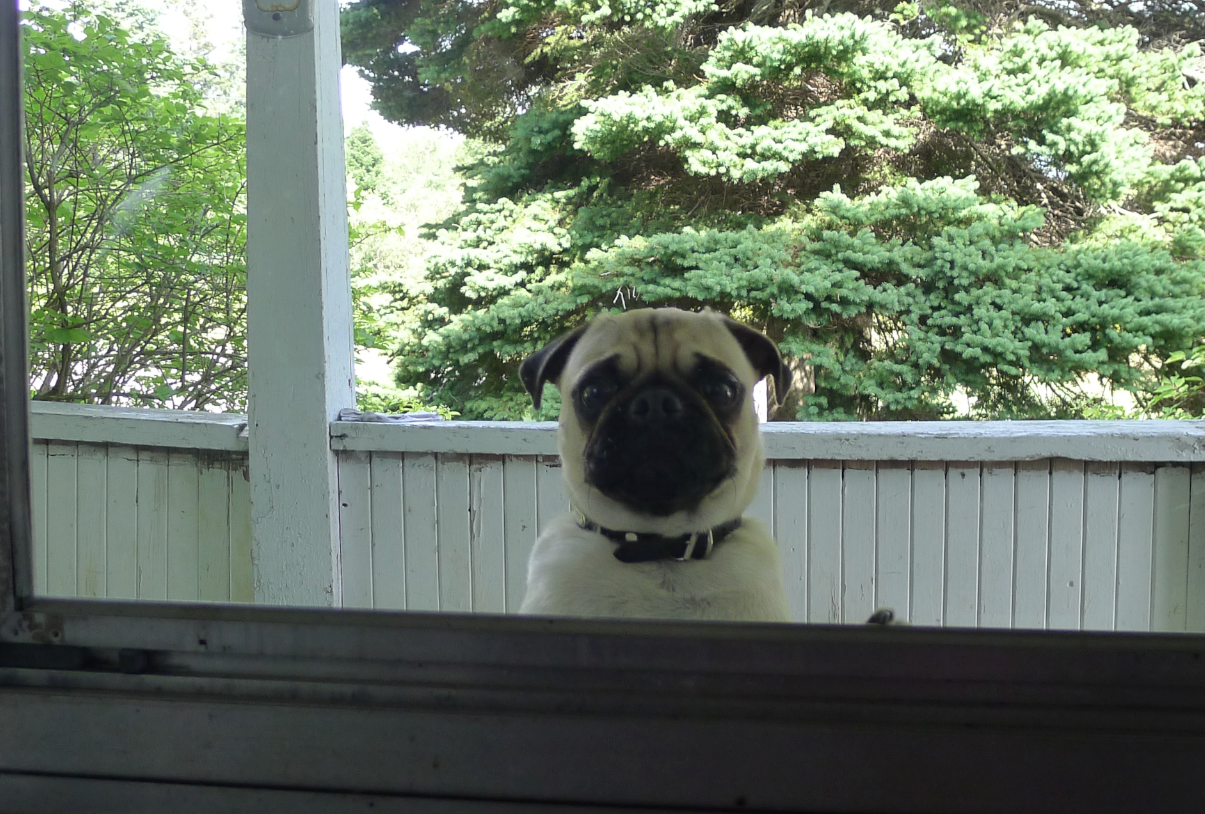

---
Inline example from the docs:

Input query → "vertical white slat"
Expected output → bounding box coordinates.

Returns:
[197,461,231,603]
[874,463,910,621]
[978,464,1015,628]
[369,454,406,610]
[1187,465,1205,634]
[166,452,200,601]
[337,451,374,608]
[910,461,946,627]
[403,453,440,611]
[1115,463,1155,631]
[29,441,48,595]
[747,464,774,531]
[104,446,139,600]
[74,444,108,598]
[944,463,980,628]
[1151,466,1191,632]
[773,462,808,624]
[470,456,507,614]
[1013,460,1050,629]
[807,461,842,624]
[45,442,78,597]
[1081,462,1120,631]
[437,454,473,613]
[503,457,538,612]
[1047,459,1085,630]
[841,462,876,624]
[136,449,170,600]
[535,456,570,536]
[229,464,254,603]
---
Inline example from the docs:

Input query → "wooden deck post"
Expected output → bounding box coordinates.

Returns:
[244,1,354,605]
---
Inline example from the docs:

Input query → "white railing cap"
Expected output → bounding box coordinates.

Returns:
[331,416,1205,462]
[30,402,248,452]
[26,403,1205,462]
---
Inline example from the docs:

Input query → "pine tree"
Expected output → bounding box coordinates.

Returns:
[346,122,386,196]
[342,0,1205,419]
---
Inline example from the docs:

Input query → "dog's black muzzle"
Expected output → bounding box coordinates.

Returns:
[583,379,737,516]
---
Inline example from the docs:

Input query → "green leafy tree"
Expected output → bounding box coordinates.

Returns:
[344,0,1205,420]
[23,4,248,409]
[1144,346,1205,419]
[348,127,475,412]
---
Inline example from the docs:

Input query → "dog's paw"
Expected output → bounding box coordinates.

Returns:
[866,608,908,626]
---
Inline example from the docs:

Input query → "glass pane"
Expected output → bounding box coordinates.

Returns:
[21,0,1204,637]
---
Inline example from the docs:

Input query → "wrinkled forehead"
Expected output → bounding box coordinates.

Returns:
[566,310,754,382]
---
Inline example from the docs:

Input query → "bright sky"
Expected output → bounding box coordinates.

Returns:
[26,0,405,141]
[152,0,399,140]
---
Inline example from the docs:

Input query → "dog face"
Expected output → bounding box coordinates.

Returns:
[521,308,790,534]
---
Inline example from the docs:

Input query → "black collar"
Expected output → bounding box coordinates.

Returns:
[577,515,742,563]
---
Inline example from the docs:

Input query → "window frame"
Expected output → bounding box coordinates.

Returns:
[4,3,1205,811]
[1,0,30,617]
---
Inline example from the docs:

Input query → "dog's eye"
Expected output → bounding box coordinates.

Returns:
[703,377,740,407]
[578,381,616,415]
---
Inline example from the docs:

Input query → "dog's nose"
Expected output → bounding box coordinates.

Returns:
[627,387,684,424]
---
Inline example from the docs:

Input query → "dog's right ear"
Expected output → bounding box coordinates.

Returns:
[720,315,792,403]
[520,325,587,409]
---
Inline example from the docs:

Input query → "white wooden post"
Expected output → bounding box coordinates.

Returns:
[244,1,354,605]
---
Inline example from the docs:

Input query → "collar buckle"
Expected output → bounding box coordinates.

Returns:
[675,529,715,562]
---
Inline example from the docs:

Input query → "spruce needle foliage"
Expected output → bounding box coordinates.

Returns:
[343,0,1205,419]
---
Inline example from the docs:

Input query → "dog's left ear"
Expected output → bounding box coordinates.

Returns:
[722,316,792,402]
[520,325,588,409]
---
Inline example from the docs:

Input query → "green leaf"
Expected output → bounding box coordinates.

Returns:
[42,327,92,344]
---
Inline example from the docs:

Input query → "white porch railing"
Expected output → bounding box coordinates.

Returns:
[29,403,252,603]
[29,403,1205,631]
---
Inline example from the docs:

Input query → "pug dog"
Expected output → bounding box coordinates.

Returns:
[516,307,793,622]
